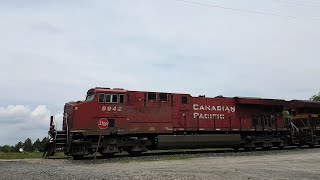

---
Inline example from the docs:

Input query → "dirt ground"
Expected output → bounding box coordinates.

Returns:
[1,148,320,180]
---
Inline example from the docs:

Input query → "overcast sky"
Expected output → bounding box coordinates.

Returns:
[0,0,320,145]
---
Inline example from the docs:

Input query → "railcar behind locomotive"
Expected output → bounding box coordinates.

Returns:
[44,87,320,158]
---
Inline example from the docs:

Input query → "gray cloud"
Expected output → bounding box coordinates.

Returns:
[0,0,319,144]
[0,105,62,145]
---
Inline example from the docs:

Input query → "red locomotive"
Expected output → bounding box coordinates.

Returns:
[44,87,320,158]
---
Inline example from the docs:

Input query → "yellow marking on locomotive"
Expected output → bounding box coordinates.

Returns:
[148,127,155,131]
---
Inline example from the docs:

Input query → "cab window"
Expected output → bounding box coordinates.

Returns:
[98,93,105,103]
[106,94,118,103]
[112,95,118,103]
[98,94,124,103]
[106,94,111,102]
[86,93,95,102]
[119,94,125,103]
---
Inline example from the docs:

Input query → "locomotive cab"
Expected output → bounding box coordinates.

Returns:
[63,87,127,134]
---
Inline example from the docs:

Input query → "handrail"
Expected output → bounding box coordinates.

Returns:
[66,113,69,149]
[53,116,57,151]
[290,121,299,133]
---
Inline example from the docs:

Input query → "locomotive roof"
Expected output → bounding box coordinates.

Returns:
[289,100,320,108]
[234,97,287,106]
[90,87,127,93]
[89,88,313,107]
[91,87,190,95]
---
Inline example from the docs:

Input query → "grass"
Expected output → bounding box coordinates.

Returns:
[0,152,66,159]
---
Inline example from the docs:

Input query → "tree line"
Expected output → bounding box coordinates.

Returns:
[0,137,49,153]
[310,92,320,101]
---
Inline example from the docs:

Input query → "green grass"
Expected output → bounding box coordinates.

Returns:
[0,152,66,159]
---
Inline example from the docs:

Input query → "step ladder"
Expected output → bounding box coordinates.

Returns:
[290,121,300,145]
[54,130,68,150]
[43,116,68,157]
[43,130,68,157]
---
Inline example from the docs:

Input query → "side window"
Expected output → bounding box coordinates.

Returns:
[182,96,188,104]
[111,94,118,103]
[105,94,119,103]
[119,94,125,103]
[98,93,105,103]
[148,93,157,101]
[159,93,168,101]
[106,94,111,103]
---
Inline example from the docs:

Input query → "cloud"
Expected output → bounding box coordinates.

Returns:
[0,1,319,144]
[0,105,30,122]
[0,105,62,145]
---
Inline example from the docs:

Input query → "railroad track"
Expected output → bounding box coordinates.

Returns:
[49,145,320,162]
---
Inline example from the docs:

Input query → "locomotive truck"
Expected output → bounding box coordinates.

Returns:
[44,87,320,159]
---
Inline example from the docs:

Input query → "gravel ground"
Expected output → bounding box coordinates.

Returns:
[1,148,320,180]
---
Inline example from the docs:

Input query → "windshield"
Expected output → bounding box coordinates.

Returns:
[85,93,95,102]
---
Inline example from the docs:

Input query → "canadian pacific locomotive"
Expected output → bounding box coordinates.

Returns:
[44,87,320,158]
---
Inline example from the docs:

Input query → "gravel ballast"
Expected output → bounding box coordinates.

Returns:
[1,148,320,180]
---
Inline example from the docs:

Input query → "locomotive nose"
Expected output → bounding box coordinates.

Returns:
[63,103,74,130]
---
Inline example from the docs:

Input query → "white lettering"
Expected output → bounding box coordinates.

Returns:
[105,106,123,112]
[192,104,235,113]
[193,104,199,110]
[193,113,226,119]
